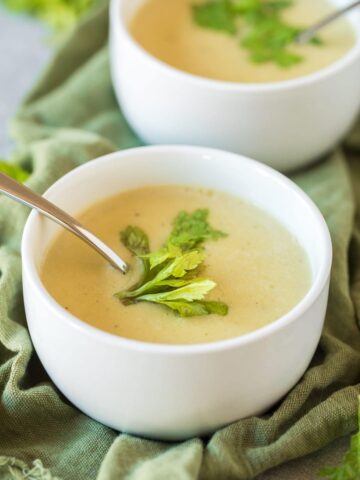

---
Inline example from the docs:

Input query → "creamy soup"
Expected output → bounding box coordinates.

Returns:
[129,0,355,83]
[41,186,311,345]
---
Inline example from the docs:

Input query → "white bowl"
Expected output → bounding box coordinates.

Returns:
[109,0,360,171]
[22,146,332,440]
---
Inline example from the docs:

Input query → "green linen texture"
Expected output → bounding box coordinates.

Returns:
[0,2,360,479]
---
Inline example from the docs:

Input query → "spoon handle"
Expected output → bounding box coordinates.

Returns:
[0,172,128,274]
[296,0,360,44]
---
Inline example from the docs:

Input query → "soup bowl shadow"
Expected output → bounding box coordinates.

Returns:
[110,0,360,172]
[22,145,332,440]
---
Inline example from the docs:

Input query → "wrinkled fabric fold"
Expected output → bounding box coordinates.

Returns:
[0,2,359,479]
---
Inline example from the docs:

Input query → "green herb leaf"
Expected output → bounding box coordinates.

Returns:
[230,0,262,14]
[155,278,198,288]
[117,249,205,299]
[141,243,182,269]
[240,16,304,67]
[159,250,205,279]
[2,0,98,33]
[0,161,30,183]
[192,0,323,68]
[274,50,302,68]
[137,279,216,303]
[309,35,323,46]
[192,1,237,34]
[117,209,229,318]
[266,1,293,12]
[319,435,359,479]
[230,0,291,14]
[157,300,212,317]
[159,299,229,317]
[319,399,360,479]
[120,226,150,256]
[200,300,229,315]
[169,208,227,250]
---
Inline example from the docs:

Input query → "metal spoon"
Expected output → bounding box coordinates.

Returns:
[296,0,360,45]
[0,172,129,274]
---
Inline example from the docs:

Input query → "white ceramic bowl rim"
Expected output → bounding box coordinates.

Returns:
[112,0,360,92]
[22,145,332,355]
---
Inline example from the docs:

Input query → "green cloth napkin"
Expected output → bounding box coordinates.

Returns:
[1,3,360,479]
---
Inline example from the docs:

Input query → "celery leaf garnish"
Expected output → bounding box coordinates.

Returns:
[116,209,228,318]
[192,1,237,34]
[120,226,150,256]
[169,208,227,250]
[192,0,323,68]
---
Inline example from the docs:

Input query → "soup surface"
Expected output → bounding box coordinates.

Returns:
[41,186,311,344]
[130,0,355,83]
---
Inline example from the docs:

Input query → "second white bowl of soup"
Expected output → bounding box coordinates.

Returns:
[22,146,332,440]
[110,0,360,171]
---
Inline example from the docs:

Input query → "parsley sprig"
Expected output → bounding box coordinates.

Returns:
[0,161,30,183]
[192,0,323,68]
[115,209,229,318]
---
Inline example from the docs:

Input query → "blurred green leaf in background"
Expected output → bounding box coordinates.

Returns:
[0,160,30,183]
[0,0,98,33]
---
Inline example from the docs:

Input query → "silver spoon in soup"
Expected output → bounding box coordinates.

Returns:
[296,0,360,44]
[0,172,129,274]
